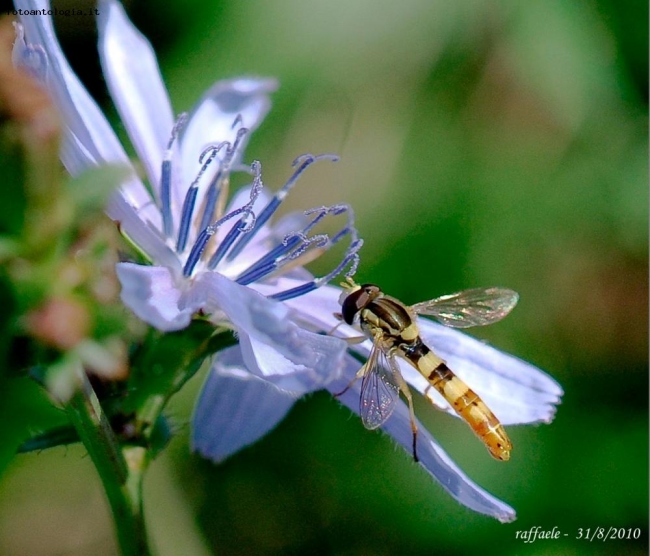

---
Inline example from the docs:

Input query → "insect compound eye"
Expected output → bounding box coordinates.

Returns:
[363,285,380,296]
[340,283,381,325]
[341,288,369,325]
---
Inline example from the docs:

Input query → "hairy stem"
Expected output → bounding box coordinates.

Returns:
[66,374,151,556]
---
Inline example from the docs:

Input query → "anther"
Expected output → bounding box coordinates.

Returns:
[231,114,243,130]
[268,238,363,302]
[234,204,356,286]
[176,144,224,252]
[225,154,339,263]
[206,161,262,269]
[161,113,188,238]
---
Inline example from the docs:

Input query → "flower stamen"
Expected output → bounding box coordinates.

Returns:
[205,160,263,269]
[269,238,363,301]
[198,125,249,231]
[231,113,243,129]
[175,142,225,252]
[233,201,361,300]
[235,204,356,285]
[223,153,339,264]
[161,113,188,238]
[183,161,263,277]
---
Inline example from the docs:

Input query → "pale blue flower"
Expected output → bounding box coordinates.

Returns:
[13,0,562,522]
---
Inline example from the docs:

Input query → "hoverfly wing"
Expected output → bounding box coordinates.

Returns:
[359,344,400,430]
[411,287,519,328]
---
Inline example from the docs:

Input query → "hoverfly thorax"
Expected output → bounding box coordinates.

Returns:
[341,283,382,325]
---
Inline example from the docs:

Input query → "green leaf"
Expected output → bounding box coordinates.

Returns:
[17,425,80,453]
[108,321,238,446]
[125,321,235,415]
[0,376,68,478]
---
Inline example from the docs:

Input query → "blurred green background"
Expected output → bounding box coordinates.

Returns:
[0,0,647,554]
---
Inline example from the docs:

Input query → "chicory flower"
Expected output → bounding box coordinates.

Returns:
[13,0,562,523]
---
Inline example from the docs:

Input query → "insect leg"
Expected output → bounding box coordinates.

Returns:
[388,356,419,462]
[422,383,448,413]
[332,357,371,397]
[327,319,345,336]
[423,383,440,409]
[328,313,366,344]
[342,336,368,345]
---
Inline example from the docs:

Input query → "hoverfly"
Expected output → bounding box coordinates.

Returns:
[336,279,519,462]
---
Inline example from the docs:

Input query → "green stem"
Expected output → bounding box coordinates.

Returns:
[66,373,151,556]
[122,446,150,555]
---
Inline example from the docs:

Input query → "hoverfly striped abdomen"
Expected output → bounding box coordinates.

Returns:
[400,340,511,461]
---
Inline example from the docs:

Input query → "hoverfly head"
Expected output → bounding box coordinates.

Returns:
[340,283,382,325]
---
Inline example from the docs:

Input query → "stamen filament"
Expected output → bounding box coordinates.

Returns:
[160,157,173,237]
[161,114,187,238]
[194,127,249,241]
[186,162,263,273]
[207,161,262,269]
[182,228,213,276]
[236,232,327,286]
[176,144,222,252]
[234,236,301,284]
[225,154,338,262]
[197,171,223,233]
[269,238,363,301]
[235,260,278,285]
[176,186,198,253]
[269,281,319,301]
[206,217,247,270]
[234,204,355,285]
[182,199,256,277]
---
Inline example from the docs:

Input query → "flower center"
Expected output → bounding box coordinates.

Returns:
[158,115,362,298]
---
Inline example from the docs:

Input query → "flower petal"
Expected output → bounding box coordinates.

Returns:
[237,333,334,393]
[179,77,277,205]
[115,263,198,331]
[192,345,297,462]
[14,0,127,169]
[107,195,180,269]
[251,279,342,330]
[98,0,174,193]
[14,0,160,231]
[329,356,517,522]
[187,272,347,393]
